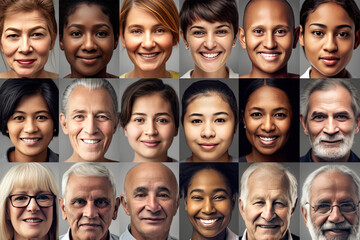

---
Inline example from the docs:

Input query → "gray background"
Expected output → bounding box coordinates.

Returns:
[0,0,59,75]
[119,0,179,76]
[299,162,360,240]
[238,162,300,237]
[238,0,300,76]
[58,79,121,162]
[118,79,180,161]
[299,79,360,157]
[179,78,239,161]
[179,0,241,77]
[0,79,59,158]
[299,0,360,77]
[117,162,179,239]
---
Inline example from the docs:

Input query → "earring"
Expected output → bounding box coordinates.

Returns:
[232,42,236,47]
[185,45,189,50]
[244,125,246,129]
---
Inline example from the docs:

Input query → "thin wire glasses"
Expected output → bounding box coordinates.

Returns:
[306,202,360,215]
[8,194,56,208]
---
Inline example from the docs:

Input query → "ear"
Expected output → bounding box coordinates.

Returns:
[59,113,69,135]
[173,196,180,216]
[354,29,360,49]
[120,194,130,216]
[113,113,120,133]
[184,196,188,211]
[120,31,126,48]
[174,128,178,137]
[112,197,120,220]
[233,28,240,46]
[293,26,300,49]
[231,195,236,211]
[180,30,189,49]
[300,114,309,136]
[355,115,360,134]
[291,198,297,216]
[59,35,65,51]
[114,34,119,50]
[301,206,308,227]
[239,197,246,220]
[124,126,128,137]
[299,25,305,47]
[239,27,247,49]
[59,198,67,221]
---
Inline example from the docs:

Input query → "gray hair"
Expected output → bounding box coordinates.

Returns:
[301,165,360,208]
[61,163,117,202]
[61,79,118,116]
[240,163,298,210]
[300,79,360,121]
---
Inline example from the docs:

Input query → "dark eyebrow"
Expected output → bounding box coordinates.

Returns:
[5,26,47,32]
[309,23,353,30]
[13,110,50,115]
[189,189,204,195]
[132,112,171,117]
[249,107,264,111]
[158,186,171,194]
[133,187,148,195]
[188,113,203,117]
[310,111,326,117]
[214,112,229,116]
[212,188,229,195]
[216,24,231,29]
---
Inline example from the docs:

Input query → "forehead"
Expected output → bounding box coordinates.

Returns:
[66,175,113,198]
[125,6,158,26]
[188,169,229,192]
[15,93,48,110]
[3,10,47,27]
[310,171,358,203]
[187,93,233,114]
[247,86,291,110]
[67,3,111,25]
[132,93,172,114]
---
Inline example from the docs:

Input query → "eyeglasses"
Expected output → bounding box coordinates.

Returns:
[306,202,359,215]
[8,194,56,208]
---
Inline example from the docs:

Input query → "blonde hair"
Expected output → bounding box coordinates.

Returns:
[0,163,59,240]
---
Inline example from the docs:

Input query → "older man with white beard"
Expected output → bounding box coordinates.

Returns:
[301,165,360,240]
[300,79,360,162]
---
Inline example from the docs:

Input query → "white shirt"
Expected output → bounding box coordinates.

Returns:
[240,229,294,240]
[181,67,239,78]
[60,228,119,240]
[301,66,354,78]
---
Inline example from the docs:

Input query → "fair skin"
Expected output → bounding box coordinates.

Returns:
[300,85,360,162]
[183,93,236,162]
[120,163,179,240]
[299,2,360,78]
[181,20,237,78]
[60,175,120,240]
[243,86,292,162]
[59,86,119,162]
[0,11,57,78]
[121,6,175,78]
[239,0,298,78]
[239,167,296,240]
[6,93,54,162]
[124,93,178,162]
[9,188,53,240]
[185,169,234,240]
[302,171,359,240]
[60,4,117,78]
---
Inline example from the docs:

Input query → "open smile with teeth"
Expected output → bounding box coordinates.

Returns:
[82,139,101,144]
[200,52,221,58]
[259,53,280,57]
[24,219,42,223]
[21,138,41,142]
[259,225,279,229]
[139,52,160,58]
[200,218,219,224]
[258,136,278,142]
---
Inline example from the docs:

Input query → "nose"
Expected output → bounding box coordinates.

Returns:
[263,32,277,49]
[27,198,40,212]
[204,33,216,50]
[145,195,161,213]
[141,31,155,49]
[328,205,345,223]
[323,34,338,52]
[261,204,276,222]
[19,35,32,54]
[24,118,38,133]
[261,115,275,132]
[83,202,98,218]
[144,120,158,136]
[323,117,339,136]
[202,198,216,214]
[201,122,216,138]
[82,33,97,51]
[84,117,98,135]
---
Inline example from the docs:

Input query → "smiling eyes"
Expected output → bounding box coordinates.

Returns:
[310,30,351,39]
[249,112,288,120]
[129,27,168,35]
[190,118,227,124]
[69,30,110,38]
[73,114,111,121]
[12,114,50,122]
[190,28,230,38]
[311,114,350,122]
[252,28,288,37]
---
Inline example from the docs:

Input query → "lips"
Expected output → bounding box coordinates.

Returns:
[77,56,101,64]
[139,52,160,58]
[141,140,160,147]
[258,52,281,61]
[81,139,101,144]
[196,217,223,228]
[24,218,43,223]
[16,59,36,65]
[80,223,102,228]
[320,56,339,66]
[20,137,42,146]
[141,217,165,223]
[257,224,280,229]
[199,143,218,151]
[257,135,279,145]
[200,52,222,59]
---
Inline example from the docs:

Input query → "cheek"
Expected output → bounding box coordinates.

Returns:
[33,40,51,57]
[99,39,115,56]
[159,125,176,140]
[157,34,174,51]
[125,124,143,140]
[184,124,197,141]
[63,37,80,55]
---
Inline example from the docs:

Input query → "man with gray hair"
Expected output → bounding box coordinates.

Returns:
[300,79,360,162]
[60,79,119,162]
[59,162,120,240]
[301,165,360,240]
[239,163,299,240]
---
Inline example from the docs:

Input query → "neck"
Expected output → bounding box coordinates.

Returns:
[69,67,109,78]
[130,225,169,240]
[249,65,291,78]
[128,65,169,78]
[191,228,227,240]
[192,66,228,78]
[312,150,351,162]
[10,148,47,162]
[188,152,232,162]
[246,148,287,162]
[14,232,49,240]
[133,152,171,162]
[65,153,106,162]
[70,229,109,240]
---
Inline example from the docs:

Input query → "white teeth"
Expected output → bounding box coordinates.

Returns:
[200,219,217,224]
[260,53,279,57]
[202,52,220,58]
[259,136,276,141]
[25,219,42,223]
[21,138,40,142]
[82,139,100,144]
[140,53,158,57]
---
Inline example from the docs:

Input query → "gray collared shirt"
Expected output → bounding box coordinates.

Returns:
[120,225,177,240]
[240,229,293,240]
[60,228,119,240]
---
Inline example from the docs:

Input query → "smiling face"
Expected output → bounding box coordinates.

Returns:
[244,86,292,157]
[300,85,360,162]
[239,167,293,240]
[183,93,236,162]
[60,175,119,240]
[299,2,357,78]
[6,93,54,162]
[0,10,52,78]
[124,93,177,162]
[183,19,235,75]
[60,3,116,78]
[303,171,360,240]
[185,169,234,239]
[121,6,174,76]
[59,86,118,162]
[239,0,294,76]
[8,188,53,240]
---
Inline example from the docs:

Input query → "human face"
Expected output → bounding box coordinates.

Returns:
[244,86,292,157]
[184,19,235,74]
[0,11,52,78]
[121,6,174,74]
[185,169,234,239]
[8,188,54,240]
[121,163,178,240]
[303,171,360,240]
[299,3,357,78]
[300,85,360,162]
[60,3,116,78]
[183,93,236,162]
[7,93,54,161]
[60,175,119,240]
[59,86,118,162]
[124,94,177,162]
[239,168,294,240]
[239,0,294,75]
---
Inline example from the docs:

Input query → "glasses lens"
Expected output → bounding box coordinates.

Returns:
[340,203,356,213]
[315,204,332,214]
[10,194,55,207]
[10,195,30,207]
[36,194,54,207]
[315,203,357,214]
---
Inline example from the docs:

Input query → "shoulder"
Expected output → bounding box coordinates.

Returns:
[120,72,128,78]
[0,71,10,78]
[227,67,239,78]
[44,71,59,78]
[106,73,118,78]
[239,73,251,78]
[167,70,179,78]
[288,73,299,78]
[291,233,300,240]
[47,148,59,162]
[181,70,193,78]
[300,149,313,162]
[300,67,311,78]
